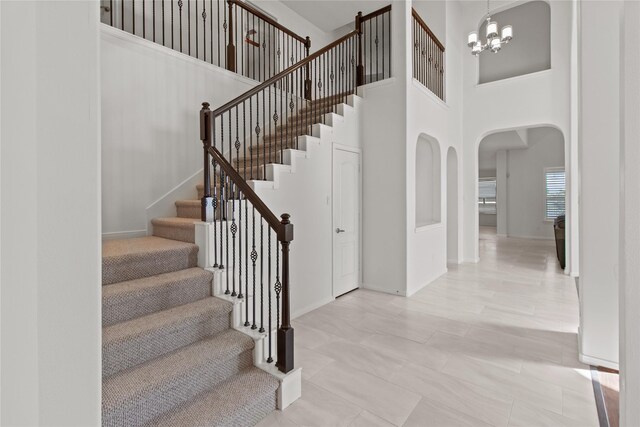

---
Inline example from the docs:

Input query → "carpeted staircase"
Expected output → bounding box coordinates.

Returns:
[150,94,347,244]
[100,94,344,425]
[101,236,279,426]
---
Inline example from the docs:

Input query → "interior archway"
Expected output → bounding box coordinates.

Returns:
[477,126,566,267]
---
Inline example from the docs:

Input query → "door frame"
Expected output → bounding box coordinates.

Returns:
[332,144,363,298]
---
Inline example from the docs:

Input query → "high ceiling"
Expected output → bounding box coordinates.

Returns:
[280,0,389,32]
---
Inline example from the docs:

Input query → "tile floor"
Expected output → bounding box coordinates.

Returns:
[257,228,598,427]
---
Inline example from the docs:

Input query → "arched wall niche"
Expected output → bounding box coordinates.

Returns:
[415,134,441,228]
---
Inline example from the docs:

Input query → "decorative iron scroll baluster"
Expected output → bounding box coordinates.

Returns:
[196,4,392,374]
[251,206,257,330]
[178,0,183,52]
[267,229,273,363]
[202,1,207,62]
[162,0,165,45]
[274,239,281,342]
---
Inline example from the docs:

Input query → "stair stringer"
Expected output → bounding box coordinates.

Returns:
[193,93,363,410]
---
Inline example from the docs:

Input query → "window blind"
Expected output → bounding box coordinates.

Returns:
[545,169,565,220]
[478,177,497,214]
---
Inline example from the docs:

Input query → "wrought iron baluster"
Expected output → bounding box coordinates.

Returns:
[144,0,147,39]
[251,206,257,329]
[274,239,281,339]
[262,90,266,180]
[202,0,207,62]
[219,116,225,273]
[178,0,183,52]
[267,228,273,363]
[259,218,265,333]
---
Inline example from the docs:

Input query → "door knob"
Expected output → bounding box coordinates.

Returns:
[336,228,345,233]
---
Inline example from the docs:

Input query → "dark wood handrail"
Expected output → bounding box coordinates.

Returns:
[212,29,359,117]
[206,144,293,241]
[412,8,445,51]
[361,4,392,22]
[202,109,293,242]
[228,0,308,44]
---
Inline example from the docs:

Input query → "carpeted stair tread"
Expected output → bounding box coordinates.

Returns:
[152,217,199,243]
[146,367,279,427]
[103,297,232,377]
[103,237,198,285]
[175,200,202,220]
[103,329,255,427]
[102,268,214,326]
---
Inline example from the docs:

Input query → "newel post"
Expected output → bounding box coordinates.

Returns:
[200,102,214,222]
[355,11,365,87]
[226,0,236,72]
[277,213,294,373]
[304,36,312,100]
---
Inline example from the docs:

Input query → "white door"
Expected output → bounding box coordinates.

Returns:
[333,148,361,297]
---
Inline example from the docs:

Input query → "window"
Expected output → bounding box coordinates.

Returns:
[545,168,565,220]
[478,177,496,214]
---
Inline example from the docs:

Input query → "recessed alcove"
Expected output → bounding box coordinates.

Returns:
[415,134,441,228]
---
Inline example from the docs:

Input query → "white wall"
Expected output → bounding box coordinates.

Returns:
[101,26,259,238]
[212,97,362,318]
[360,0,410,296]
[257,1,334,51]
[461,0,575,271]
[412,0,446,44]
[620,1,640,423]
[101,0,336,239]
[1,1,101,425]
[478,1,551,84]
[578,0,622,369]
[362,0,465,297]
[506,127,564,240]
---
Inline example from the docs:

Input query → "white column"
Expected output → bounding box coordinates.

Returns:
[1,1,102,424]
[578,0,622,369]
[620,1,640,424]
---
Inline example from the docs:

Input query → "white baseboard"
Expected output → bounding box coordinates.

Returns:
[145,168,203,233]
[361,283,407,297]
[102,229,147,240]
[579,352,619,371]
[507,234,555,240]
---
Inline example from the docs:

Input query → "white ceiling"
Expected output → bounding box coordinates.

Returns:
[478,130,528,171]
[280,0,389,33]
[479,130,528,152]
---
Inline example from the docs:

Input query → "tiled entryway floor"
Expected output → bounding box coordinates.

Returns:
[258,228,598,426]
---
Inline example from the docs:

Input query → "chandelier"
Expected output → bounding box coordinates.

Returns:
[467,0,513,56]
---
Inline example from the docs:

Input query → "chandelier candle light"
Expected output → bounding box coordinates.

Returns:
[467,0,513,55]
